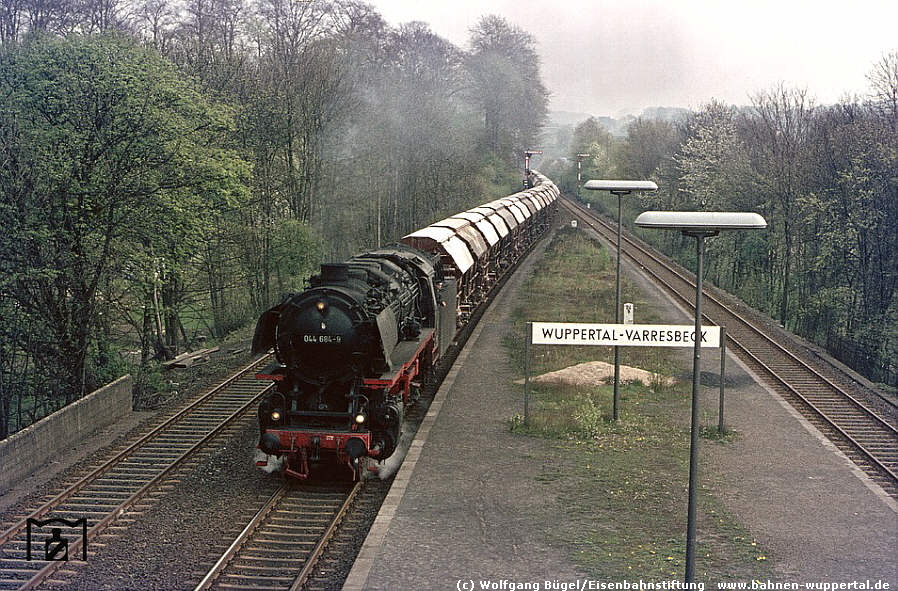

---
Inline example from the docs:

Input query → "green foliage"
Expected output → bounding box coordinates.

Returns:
[268,218,323,295]
[574,73,898,388]
[466,15,549,160]
[0,33,251,425]
[618,117,682,180]
[0,3,555,436]
[678,102,755,210]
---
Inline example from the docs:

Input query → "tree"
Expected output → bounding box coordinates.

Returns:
[744,85,814,326]
[618,117,681,180]
[0,0,23,44]
[867,51,898,134]
[0,3,559,434]
[466,15,549,161]
[360,21,473,242]
[570,117,616,178]
[676,102,762,291]
[251,0,354,223]
[864,52,898,377]
[132,0,177,54]
[678,102,754,210]
[0,34,249,407]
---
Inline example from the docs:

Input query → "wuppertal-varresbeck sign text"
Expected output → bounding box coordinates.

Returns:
[531,322,720,348]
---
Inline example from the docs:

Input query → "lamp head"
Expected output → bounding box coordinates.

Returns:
[634,211,767,233]
[584,180,658,193]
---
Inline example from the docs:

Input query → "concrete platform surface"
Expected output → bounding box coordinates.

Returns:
[343,223,898,591]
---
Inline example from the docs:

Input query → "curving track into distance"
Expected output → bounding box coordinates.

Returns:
[562,196,898,498]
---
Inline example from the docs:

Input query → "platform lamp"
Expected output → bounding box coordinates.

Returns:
[634,211,767,585]
[583,180,657,421]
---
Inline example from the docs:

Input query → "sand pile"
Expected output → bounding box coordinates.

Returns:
[519,360,677,388]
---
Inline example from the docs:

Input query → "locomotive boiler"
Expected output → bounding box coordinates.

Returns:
[252,172,559,479]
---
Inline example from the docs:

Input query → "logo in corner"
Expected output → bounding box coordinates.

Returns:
[25,517,87,561]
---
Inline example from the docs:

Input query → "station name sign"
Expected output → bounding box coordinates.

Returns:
[531,322,720,348]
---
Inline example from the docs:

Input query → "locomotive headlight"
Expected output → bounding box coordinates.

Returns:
[316,300,327,315]
[271,410,282,421]
[354,413,366,425]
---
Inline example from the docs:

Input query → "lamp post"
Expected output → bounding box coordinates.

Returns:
[584,180,657,421]
[634,211,767,584]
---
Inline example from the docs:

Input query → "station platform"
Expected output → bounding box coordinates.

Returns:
[342,225,898,590]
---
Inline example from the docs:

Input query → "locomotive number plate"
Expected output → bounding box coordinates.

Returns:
[303,334,343,344]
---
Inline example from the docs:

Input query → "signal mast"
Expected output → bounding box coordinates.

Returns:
[576,153,590,200]
[523,149,542,189]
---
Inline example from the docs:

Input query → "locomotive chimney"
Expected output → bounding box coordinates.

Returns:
[320,263,349,282]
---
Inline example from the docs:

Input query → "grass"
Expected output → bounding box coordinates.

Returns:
[504,227,773,583]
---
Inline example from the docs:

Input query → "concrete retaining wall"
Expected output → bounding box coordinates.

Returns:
[0,375,132,493]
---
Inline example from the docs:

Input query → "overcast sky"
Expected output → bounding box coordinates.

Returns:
[369,0,898,118]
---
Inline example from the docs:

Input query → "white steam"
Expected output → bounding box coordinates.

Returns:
[253,448,284,474]
[370,423,415,480]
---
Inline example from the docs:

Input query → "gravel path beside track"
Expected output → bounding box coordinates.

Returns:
[54,419,281,590]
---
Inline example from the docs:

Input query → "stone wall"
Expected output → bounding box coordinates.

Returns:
[0,375,132,493]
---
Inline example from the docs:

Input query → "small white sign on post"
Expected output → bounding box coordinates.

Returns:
[531,322,720,348]
[623,303,634,325]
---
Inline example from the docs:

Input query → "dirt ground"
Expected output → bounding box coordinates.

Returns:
[519,360,678,387]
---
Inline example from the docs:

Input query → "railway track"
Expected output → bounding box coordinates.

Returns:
[0,355,274,590]
[195,482,360,591]
[0,199,558,590]
[190,205,564,591]
[562,196,898,498]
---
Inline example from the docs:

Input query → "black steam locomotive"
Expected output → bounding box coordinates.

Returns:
[252,172,559,479]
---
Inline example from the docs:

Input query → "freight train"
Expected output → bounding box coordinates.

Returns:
[251,172,559,479]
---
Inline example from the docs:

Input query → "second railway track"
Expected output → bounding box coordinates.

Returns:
[0,355,274,590]
[191,200,564,591]
[562,196,898,498]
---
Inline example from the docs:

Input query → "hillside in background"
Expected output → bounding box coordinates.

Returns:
[548,106,692,137]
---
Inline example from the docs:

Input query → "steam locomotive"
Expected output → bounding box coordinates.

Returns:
[251,172,559,479]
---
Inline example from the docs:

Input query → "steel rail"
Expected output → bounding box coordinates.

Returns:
[16,386,271,590]
[194,482,361,591]
[263,202,560,590]
[289,481,363,591]
[564,198,897,430]
[193,197,560,591]
[193,485,289,591]
[591,204,895,427]
[562,197,898,490]
[0,355,273,590]
[0,354,272,547]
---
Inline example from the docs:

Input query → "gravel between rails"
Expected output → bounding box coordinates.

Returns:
[0,340,259,519]
[53,418,282,590]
